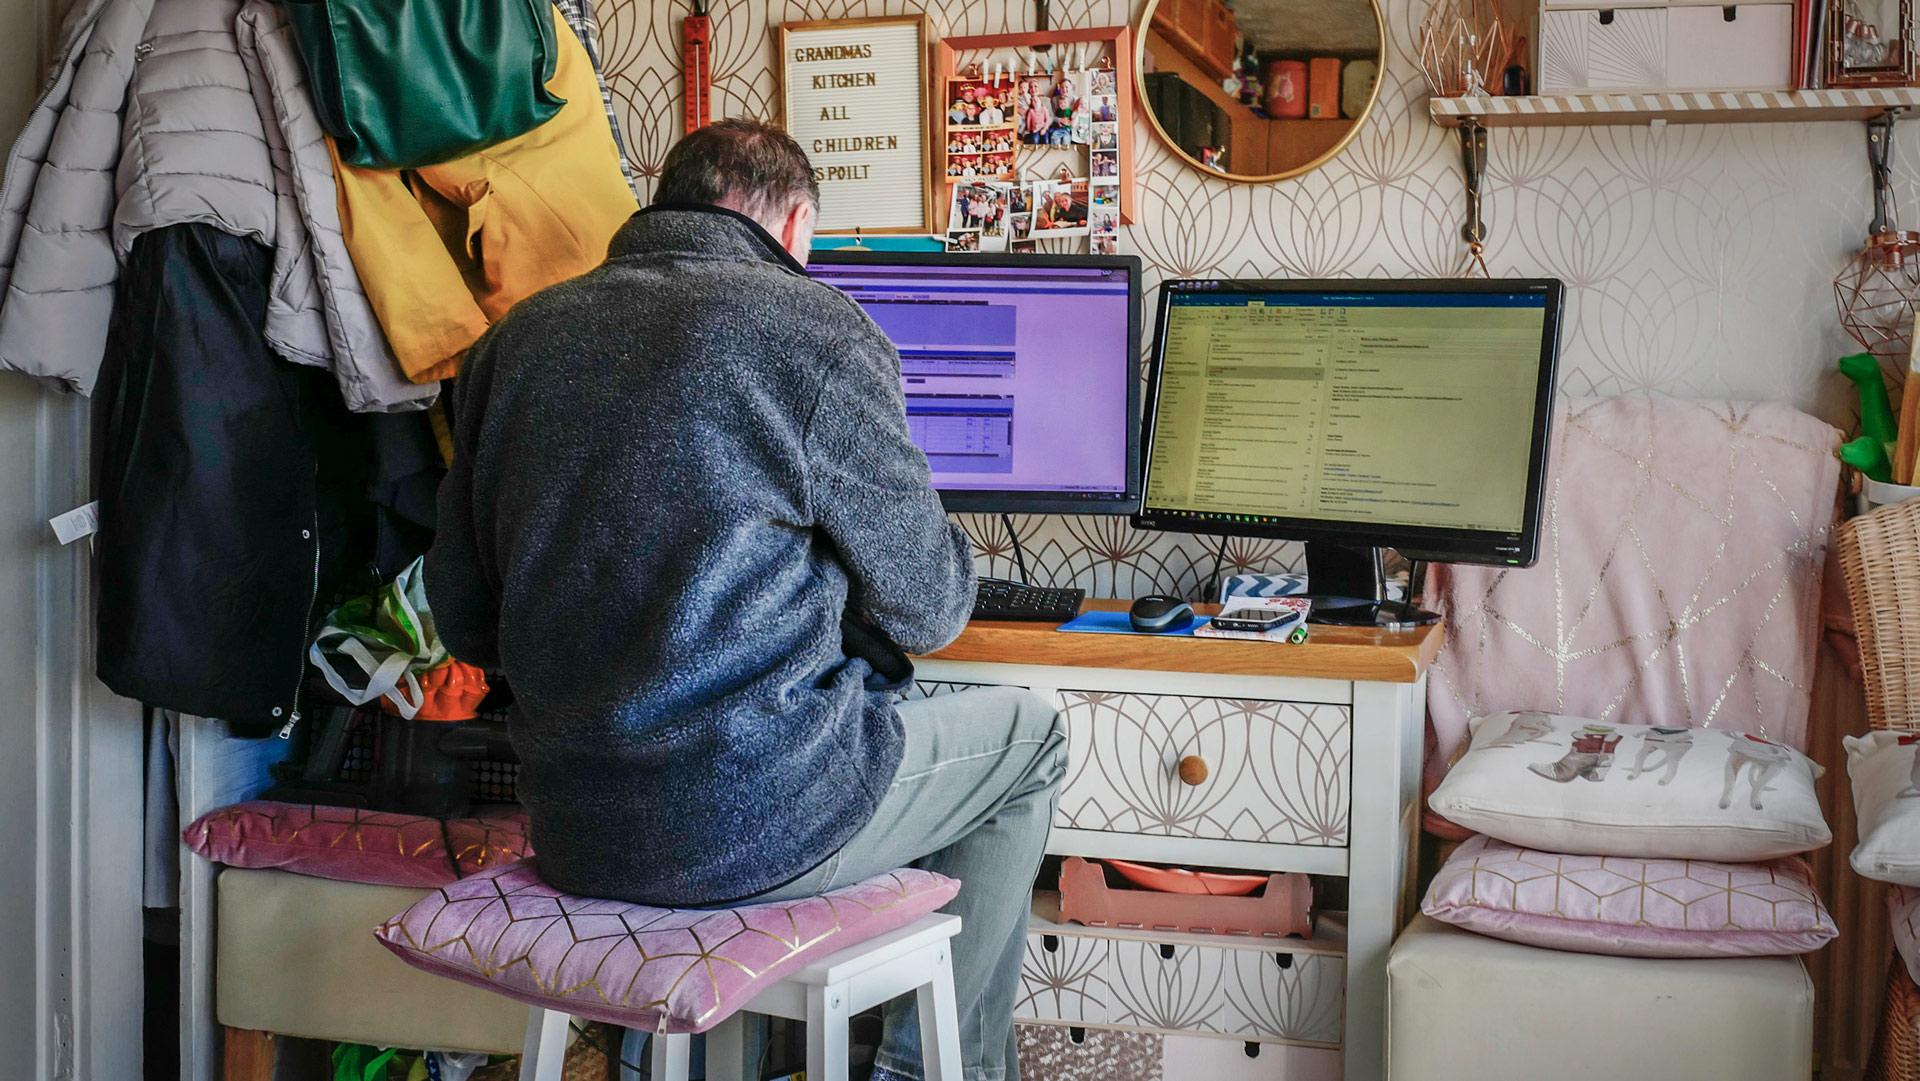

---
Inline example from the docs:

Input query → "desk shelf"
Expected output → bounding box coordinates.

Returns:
[1030,890,1349,959]
[1429,86,1920,127]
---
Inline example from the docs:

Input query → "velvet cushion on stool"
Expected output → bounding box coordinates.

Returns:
[1386,914,1814,1081]
[376,861,960,1033]
[186,800,533,886]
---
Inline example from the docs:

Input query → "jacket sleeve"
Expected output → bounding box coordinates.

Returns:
[804,322,976,656]
[326,139,490,384]
[422,346,501,669]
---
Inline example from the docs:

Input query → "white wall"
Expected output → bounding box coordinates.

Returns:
[0,0,146,1076]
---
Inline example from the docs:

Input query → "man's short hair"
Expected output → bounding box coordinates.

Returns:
[652,119,821,222]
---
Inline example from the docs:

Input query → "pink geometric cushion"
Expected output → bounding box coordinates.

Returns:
[374,861,960,1033]
[183,801,533,888]
[1427,399,1841,809]
[1422,834,1837,957]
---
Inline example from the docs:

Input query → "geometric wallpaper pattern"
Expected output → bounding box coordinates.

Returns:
[594,0,1888,597]
[1055,691,1351,846]
[1018,929,1346,1045]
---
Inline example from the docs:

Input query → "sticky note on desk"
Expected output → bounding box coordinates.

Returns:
[1056,610,1211,637]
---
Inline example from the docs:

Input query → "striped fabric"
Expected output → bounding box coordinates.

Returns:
[553,0,640,199]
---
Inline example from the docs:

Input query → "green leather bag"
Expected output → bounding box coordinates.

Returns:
[285,0,566,170]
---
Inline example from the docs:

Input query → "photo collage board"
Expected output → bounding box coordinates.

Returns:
[941,64,1122,255]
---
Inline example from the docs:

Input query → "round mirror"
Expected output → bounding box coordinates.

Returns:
[1135,0,1385,182]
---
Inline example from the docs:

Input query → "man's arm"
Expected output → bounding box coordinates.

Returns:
[422,341,503,669]
[805,324,976,656]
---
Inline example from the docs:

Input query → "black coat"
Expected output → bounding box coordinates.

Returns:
[93,224,439,729]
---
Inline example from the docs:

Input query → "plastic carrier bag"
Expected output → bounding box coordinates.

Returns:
[309,557,487,721]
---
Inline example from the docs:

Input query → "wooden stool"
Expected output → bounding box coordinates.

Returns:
[515,913,963,1081]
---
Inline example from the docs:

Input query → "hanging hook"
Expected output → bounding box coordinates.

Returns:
[1032,0,1054,51]
[1459,117,1489,247]
[1869,108,1903,236]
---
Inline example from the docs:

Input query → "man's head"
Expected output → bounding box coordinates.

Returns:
[653,119,821,263]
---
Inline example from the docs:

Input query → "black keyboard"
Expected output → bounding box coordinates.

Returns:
[971,578,1085,622]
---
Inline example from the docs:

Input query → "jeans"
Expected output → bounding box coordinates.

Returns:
[742,686,1066,1081]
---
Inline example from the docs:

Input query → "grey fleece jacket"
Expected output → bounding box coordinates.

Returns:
[425,204,976,905]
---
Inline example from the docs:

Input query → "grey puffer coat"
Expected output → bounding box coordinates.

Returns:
[0,0,435,411]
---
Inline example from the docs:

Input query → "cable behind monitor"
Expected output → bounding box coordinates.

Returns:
[1000,513,1030,585]
[1204,536,1227,602]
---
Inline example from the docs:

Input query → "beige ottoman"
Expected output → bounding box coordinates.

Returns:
[1386,915,1813,1081]
[217,868,529,1055]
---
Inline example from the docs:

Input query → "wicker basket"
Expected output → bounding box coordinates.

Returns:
[1837,496,1920,732]
[1871,962,1920,1081]
[471,1021,616,1081]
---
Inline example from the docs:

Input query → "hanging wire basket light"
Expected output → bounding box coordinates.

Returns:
[1418,0,1510,97]
[1834,230,1920,377]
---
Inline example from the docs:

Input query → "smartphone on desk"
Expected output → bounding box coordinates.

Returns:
[1213,606,1295,633]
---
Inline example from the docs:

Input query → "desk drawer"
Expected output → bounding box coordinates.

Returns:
[1055,691,1351,848]
[1015,1024,1343,1080]
[1017,929,1345,1046]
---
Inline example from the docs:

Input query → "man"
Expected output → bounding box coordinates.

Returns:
[425,119,1065,1081]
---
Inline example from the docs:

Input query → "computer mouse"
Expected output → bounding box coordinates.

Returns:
[1129,595,1195,633]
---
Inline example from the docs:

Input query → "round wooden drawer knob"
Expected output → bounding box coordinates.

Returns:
[1177,755,1209,786]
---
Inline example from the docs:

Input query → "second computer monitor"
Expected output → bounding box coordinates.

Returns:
[807,251,1142,515]
[1135,278,1563,568]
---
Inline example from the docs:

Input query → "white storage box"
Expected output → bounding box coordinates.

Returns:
[1540,1,1792,91]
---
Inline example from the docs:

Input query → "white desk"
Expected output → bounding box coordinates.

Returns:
[918,602,1436,1081]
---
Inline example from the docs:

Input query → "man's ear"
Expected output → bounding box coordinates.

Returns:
[779,200,817,260]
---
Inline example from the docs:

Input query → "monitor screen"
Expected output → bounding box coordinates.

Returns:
[807,252,1142,514]
[1136,279,1562,565]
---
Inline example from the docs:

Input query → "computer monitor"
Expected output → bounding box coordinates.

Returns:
[807,251,1142,515]
[1135,277,1564,625]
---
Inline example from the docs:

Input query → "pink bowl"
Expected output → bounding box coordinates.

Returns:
[1105,858,1267,896]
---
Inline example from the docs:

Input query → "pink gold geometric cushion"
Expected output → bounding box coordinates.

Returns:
[183,800,533,888]
[1427,399,1842,816]
[374,862,960,1033]
[1422,834,1837,957]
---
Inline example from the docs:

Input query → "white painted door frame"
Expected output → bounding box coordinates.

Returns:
[0,2,150,1070]
[1,386,146,1080]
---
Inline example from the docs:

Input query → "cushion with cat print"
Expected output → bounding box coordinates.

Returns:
[1429,712,1830,860]
[1846,731,1920,885]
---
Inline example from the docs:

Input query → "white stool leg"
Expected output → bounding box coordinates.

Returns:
[916,942,964,1081]
[648,1031,692,1081]
[807,983,852,1081]
[705,1013,749,1081]
[518,1007,569,1081]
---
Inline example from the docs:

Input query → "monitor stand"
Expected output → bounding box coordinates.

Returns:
[1303,542,1440,631]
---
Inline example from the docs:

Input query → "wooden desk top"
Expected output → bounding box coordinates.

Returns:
[920,599,1442,684]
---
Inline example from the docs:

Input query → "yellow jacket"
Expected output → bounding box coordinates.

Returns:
[329,4,638,384]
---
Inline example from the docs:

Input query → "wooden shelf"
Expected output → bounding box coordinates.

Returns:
[919,599,1441,683]
[1030,890,1350,957]
[1429,86,1920,127]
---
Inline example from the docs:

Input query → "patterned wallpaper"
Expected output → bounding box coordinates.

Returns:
[594,0,1888,599]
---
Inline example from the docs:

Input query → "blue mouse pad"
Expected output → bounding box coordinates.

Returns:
[1057,610,1211,637]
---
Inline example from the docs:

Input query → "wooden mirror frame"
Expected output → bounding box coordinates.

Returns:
[1132,0,1387,183]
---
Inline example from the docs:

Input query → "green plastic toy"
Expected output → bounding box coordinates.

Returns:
[1842,434,1894,483]
[1839,351,1900,457]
